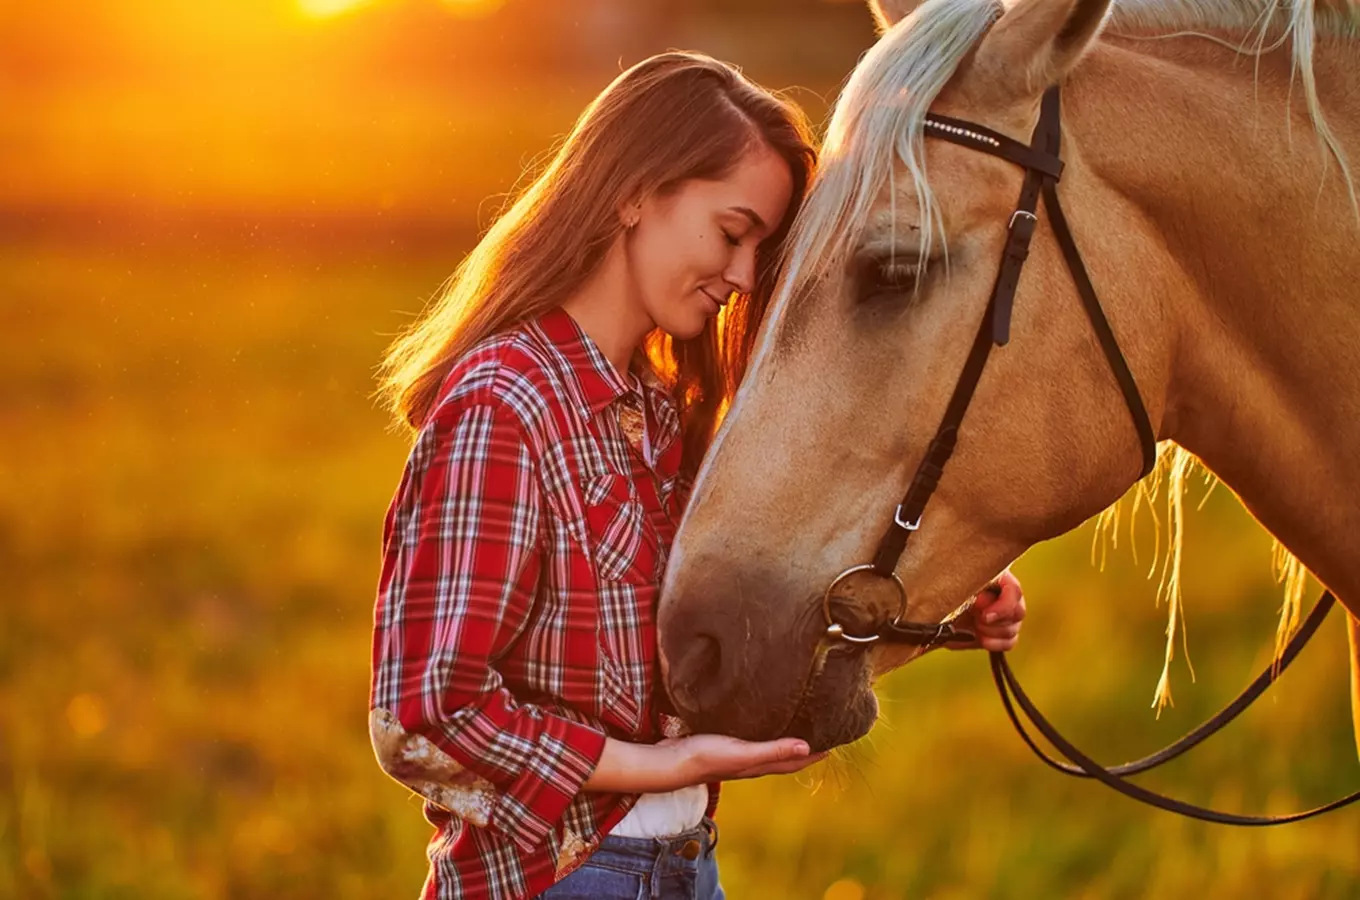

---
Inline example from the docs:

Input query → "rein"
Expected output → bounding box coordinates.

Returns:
[821,86,1360,825]
[993,590,1360,825]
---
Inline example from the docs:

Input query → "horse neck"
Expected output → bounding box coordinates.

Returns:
[1066,34,1360,604]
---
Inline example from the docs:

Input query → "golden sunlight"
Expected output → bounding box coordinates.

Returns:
[298,0,372,18]
[439,0,509,18]
[299,0,506,19]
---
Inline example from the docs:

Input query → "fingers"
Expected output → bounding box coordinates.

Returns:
[697,735,811,777]
[733,751,830,779]
[949,568,1026,652]
[749,737,812,764]
[975,568,1026,627]
[976,622,1022,652]
[685,734,826,782]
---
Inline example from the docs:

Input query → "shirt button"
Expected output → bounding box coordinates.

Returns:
[677,839,702,860]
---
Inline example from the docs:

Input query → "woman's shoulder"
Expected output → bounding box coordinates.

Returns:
[425,320,562,438]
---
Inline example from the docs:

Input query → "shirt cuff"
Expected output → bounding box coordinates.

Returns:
[488,715,608,852]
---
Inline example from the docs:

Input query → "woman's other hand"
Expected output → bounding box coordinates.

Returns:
[947,567,1027,652]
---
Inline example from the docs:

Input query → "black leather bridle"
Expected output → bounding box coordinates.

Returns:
[820,86,1360,825]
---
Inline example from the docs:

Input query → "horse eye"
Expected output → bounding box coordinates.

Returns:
[856,256,923,304]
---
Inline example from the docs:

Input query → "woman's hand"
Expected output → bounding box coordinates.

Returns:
[584,734,826,794]
[947,568,1027,652]
[664,734,829,782]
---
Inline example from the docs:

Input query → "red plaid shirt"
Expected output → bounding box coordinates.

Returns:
[370,307,716,900]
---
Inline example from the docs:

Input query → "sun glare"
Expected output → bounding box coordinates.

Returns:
[299,0,506,18]
[298,0,371,17]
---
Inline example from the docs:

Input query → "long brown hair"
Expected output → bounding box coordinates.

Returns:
[376,51,817,480]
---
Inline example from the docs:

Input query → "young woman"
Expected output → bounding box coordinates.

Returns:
[369,52,1027,900]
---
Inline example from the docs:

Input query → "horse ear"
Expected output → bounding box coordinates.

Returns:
[970,0,1113,100]
[868,0,925,31]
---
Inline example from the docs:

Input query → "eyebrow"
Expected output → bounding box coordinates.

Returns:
[729,206,767,231]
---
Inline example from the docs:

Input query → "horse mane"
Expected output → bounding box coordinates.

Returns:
[777,0,1356,711]
[780,0,1356,295]
[1110,0,1358,38]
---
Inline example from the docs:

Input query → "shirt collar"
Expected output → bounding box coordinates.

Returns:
[534,306,665,421]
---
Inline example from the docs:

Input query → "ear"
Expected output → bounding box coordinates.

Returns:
[868,0,926,31]
[615,196,642,229]
[970,0,1113,100]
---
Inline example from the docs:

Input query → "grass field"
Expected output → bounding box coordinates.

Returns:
[3,226,1358,900]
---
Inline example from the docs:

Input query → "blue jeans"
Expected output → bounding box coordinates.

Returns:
[538,820,724,900]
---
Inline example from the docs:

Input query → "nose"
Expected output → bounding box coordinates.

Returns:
[723,246,757,296]
[662,627,738,724]
[658,558,828,741]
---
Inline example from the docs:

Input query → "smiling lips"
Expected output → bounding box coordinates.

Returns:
[699,287,728,313]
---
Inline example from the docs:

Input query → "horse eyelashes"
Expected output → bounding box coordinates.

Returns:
[855,255,925,305]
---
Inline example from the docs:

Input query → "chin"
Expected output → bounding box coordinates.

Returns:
[654,304,718,342]
[783,647,879,752]
[665,318,709,342]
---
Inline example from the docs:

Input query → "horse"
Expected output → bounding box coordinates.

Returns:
[655,0,1360,755]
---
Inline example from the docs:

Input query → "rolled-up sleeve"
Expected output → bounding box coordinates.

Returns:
[369,400,606,852]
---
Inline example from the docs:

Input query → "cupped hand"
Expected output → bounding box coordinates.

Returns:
[661,734,829,782]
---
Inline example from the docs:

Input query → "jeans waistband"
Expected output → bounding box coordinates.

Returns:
[587,818,718,878]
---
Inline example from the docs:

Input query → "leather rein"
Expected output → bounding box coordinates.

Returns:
[820,86,1360,825]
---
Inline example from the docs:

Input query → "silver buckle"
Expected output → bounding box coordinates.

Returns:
[1009,210,1037,231]
[894,504,922,531]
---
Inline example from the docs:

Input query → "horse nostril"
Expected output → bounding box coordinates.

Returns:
[669,632,728,717]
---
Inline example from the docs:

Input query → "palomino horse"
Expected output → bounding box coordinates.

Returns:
[657,0,1360,754]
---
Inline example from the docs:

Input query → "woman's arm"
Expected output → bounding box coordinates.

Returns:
[370,401,606,853]
[583,734,826,794]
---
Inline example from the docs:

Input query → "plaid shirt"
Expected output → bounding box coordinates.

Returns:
[370,307,717,900]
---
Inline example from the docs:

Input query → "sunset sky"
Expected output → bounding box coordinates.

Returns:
[1,1,860,233]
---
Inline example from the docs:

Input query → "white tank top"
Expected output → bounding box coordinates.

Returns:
[609,784,708,838]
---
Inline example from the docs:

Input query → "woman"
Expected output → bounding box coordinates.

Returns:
[370,52,1027,900]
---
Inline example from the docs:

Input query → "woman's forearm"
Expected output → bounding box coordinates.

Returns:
[582,737,689,793]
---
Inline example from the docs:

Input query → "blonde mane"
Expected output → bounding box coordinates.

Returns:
[779,0,1356,297]
[777,0,1357,710]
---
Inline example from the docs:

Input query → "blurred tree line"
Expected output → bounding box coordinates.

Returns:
[1,0,877,249]
[2,0,877,88]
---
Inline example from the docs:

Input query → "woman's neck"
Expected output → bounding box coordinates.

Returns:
[559,238,655,377]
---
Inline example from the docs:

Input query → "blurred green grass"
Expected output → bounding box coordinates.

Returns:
[3,229,1358,900]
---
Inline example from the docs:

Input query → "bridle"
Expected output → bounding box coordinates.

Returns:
[820,88,1154,649]
[820,86,1360,825]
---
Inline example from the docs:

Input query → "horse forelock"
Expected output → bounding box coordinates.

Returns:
[775,0,1000,321]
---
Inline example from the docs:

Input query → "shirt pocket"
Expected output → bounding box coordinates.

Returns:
[581,470,661,586]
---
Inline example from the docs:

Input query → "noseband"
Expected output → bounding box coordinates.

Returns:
[820,87,1359,825]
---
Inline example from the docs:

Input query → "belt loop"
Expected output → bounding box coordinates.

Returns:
[702,817,719,856]
[648,838,666,900]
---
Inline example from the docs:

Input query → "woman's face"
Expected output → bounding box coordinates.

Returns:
[628,142,794,340]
